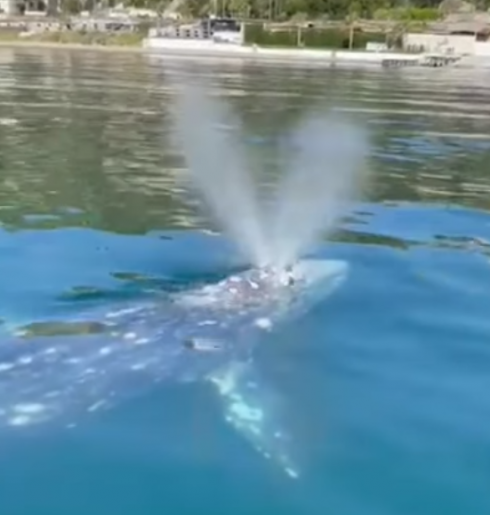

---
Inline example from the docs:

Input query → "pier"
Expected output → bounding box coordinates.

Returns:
[420,54,461,67]
[381,56,419,68]
[382,53,461,68]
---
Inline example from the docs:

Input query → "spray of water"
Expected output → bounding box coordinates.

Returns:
[170,80,368,269]
[266,114,368,269]
[170,82,270,267]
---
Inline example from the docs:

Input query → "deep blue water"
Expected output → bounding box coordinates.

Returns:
[0,50,490,515]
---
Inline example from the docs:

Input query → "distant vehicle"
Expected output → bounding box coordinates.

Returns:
[200,17,241,34]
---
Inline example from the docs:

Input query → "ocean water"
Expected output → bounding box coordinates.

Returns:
[0,49,490,515]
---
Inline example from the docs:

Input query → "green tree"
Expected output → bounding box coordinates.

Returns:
[284,0,308,18]
[227,0,251,17]
[119,0,487,21]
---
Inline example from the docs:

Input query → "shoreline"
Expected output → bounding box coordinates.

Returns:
[143,40,421,67]
[0,39,144,53]
[0,38,416,66]
[0,38,488,68]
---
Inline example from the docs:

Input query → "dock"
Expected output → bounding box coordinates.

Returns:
[382,53,461,69]
[420,54,461,67]
[381,56,419,68]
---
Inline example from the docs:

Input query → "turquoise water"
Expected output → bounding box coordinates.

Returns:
[1,50,490,514]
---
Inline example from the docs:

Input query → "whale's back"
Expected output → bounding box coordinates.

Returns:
[0,299,250,429]
[0,259,347,430]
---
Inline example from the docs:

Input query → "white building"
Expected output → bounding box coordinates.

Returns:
[403,33,476,55]
[403,32,490,58]
[0,0,17,15]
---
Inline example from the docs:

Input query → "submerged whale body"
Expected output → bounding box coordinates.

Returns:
[0,258,347,478]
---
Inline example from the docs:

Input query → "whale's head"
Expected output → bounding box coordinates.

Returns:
[289,258,347,299]
[174,258,348,335]
[262,258,348,323]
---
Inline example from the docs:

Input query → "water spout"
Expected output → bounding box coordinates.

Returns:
[266,113,368,269]
[171,83,270,267]
[170,80,368,270]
